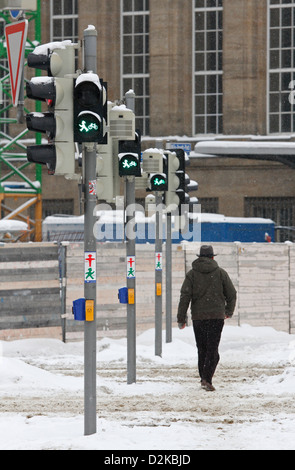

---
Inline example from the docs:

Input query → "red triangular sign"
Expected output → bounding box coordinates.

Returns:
[5,20,28,107]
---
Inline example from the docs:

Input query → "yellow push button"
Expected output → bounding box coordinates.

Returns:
[128,288,135,304]
[156,283,162,296]
[85,299,94,322]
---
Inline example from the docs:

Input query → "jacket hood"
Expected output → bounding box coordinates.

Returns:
[192,257,219,273]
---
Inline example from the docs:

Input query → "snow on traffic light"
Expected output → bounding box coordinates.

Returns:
[26,41,77,179]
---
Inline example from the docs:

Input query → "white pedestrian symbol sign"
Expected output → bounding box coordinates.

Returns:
[85,252,96,283]
[155,252,162,271]
[127,256,135,279]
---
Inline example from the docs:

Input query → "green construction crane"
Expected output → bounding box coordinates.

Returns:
[0,0,42,241]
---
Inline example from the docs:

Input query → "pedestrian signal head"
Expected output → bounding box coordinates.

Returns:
[74,72,107,143]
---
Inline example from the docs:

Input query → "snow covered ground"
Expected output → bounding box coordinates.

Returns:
[0,324,295,450]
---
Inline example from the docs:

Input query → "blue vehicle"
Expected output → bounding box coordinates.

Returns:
[42,212,275,244]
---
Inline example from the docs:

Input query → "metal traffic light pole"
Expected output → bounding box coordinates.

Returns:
[125,90,136,385]
[155,190,163,357]
[154,141,164,357]
[166,209,172,344]
[83,26,97,436]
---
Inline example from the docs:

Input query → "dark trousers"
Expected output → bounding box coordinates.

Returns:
[193,319,224,384]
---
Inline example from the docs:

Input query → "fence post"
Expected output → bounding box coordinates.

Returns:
[60,242,67,342]
[237,243,241,327]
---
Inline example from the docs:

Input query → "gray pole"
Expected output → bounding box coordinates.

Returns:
[166,212,172,343]
[125,91,136,384]
[17,69,25,124]
[83,26,97,436]
[155,140,164,356]
[155,192,163,357]
[60,242,67,343]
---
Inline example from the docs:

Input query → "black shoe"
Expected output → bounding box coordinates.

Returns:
[201,380,215,391]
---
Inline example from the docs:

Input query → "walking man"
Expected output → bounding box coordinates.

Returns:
[177,245,237,391]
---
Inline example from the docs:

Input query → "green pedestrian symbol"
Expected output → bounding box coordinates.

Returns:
[86,268,95,280]
[128,267,135,277]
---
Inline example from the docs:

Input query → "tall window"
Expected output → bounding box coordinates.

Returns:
[50,0,78,42]
[268,1,295,133]
[193,0,223,135]
[121,0,150,135]
[193,0,223,134]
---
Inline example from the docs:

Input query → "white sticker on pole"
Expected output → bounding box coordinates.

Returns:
[155,252,162,271]
[89,180,96,196]
[127,256,135,279]
[84,251,96,283]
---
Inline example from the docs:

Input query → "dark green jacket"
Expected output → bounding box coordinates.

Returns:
[177,257,237,322]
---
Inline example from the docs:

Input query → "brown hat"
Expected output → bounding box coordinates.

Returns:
[197,245,217,258]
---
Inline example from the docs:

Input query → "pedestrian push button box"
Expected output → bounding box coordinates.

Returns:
[72,298,85,321]
[128,288,135,304]
[118,287,128,304]
[85,299,94,322]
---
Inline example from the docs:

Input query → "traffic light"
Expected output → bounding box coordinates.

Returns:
[96,137,119,202]
[118,130,141,177]
[149,173,168,191]
[26,41,77,179]
[165,148,199,214]
[96,103,120,203]
[142,149,165,174]
[148,153,168,191]
[165,149,187,212]
[73,72,107,144]
[0,1,37,10]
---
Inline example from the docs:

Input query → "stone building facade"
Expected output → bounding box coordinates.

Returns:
[2,0,295,240]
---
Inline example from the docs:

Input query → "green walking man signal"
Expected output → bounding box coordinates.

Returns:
[118,152,141,176]
[79,118,99,134]
[149,173,168,191]
[73,72,107,144]
[122,157,138,170]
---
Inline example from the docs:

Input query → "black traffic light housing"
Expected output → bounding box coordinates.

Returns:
[174,149,187,205]
[149,173,168,191]
[118,130,141,177]
[149,153,168,191]
[73,73,107,144]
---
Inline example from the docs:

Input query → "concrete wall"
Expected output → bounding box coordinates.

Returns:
[185,242,295,334]
[64,241,295,339]
[0,243,61,340]
[1,239,294,340]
